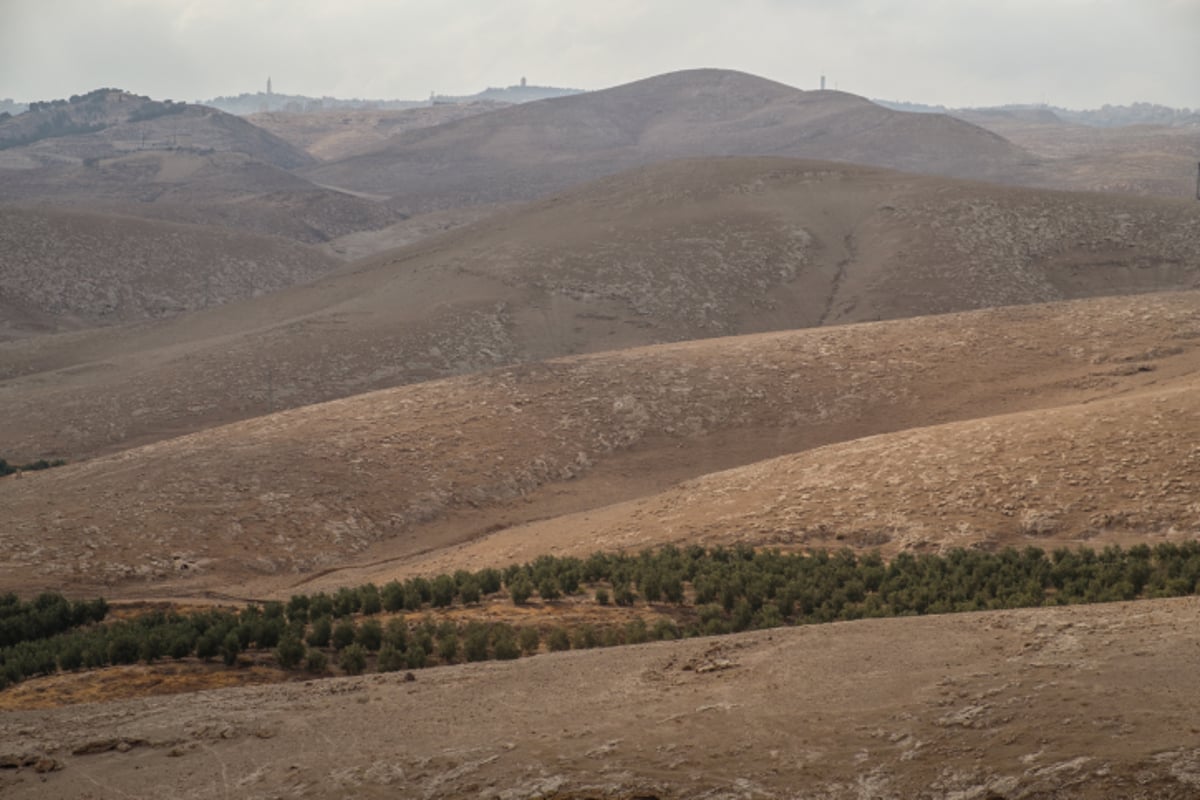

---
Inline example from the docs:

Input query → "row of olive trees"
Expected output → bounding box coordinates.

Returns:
[5,542,1200,688]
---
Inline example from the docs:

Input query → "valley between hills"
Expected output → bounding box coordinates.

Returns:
[2,68,1199,800]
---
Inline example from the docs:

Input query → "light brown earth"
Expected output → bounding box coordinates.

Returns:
[4,290,1198,598]
[3,157,1197,462]
[4,598,1200,799]
[0,206,339,337]
[955,109,1200,200]
[247,102,509,161]
[0,149,401,244]
[302,69,1035,210]
[0,90,313,170]
[5,72,1200,800]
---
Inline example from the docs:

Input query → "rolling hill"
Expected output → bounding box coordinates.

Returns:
[0,206,340,337]
[954,109,1200,199]
[3,291,1198,596]
[302,68,1035,210]
[1,157,1197,461]
[246,102,509,161]
[0,149,402,244]
[0,88,314,169]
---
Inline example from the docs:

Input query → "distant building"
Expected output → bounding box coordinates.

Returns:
[521,77,527,88]
[820,75,826,91]
[267,76,273,95]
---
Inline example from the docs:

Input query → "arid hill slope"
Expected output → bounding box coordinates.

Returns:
[955,109,1200,199]
[247,102,508,161]
[302,68,1033,209]
[0,149,400,243]
[0,206,339,337]
[383,378,1200,587]
[5,598,1200,799]
[3,292,1198,596]
[2,157,1197,460]
[0,89,313,169]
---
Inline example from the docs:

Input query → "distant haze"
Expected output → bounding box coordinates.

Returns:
[1,0,1197,110]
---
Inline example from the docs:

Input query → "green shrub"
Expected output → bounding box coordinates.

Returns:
[508,575,534,605]
[547,627,571,652]
[275,636,306,669]
[383,617,408,650]
[331,619,356,650]
[437,629,460,663]
[537,576,561,601]
[518,626,540,655]
[377,643,405,672]
[357,618,383,652]
[492,626,520,660]
[406,644,427,669]
[306,649,328,674]
[306,616,332,647]
[572,624,599,650]
[220,632,241,666]
[339,644,367,675]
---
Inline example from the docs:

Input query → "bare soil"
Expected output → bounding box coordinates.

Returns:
[4,291,1198,599]
[3,158,1197,462]
[4,598,1200,799]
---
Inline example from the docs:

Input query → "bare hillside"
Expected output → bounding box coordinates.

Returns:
[302,68,1033,209]
[0,89,313,170]
[5,598,1200,799]
[3,292,1197,596]
[0,150,401,243]
[1,157,1197,461]
[0,206,339,337]
[247,102,508,161]
[385,379,1200,586]
[955,109,1200,199]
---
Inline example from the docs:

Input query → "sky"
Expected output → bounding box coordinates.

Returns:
[1,0,1197,110]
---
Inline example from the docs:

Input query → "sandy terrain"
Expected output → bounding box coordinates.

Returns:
[4,598,1200,799]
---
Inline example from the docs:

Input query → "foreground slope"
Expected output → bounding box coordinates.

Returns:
[3,292,1198,595]
[3,157,1198,460]
[303,68,1034,208]
[4,598,1200,799]
[0,206,339,337]
[384,377,1200,586]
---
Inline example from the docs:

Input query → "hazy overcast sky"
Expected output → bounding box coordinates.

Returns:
[2,0,1197,109]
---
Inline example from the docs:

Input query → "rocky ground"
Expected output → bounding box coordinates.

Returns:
[3,597,1199,799]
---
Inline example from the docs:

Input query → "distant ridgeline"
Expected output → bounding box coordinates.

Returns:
[0,88,189,150]
[431,83,582,105]
[875,98,1200,127]
[204,82,582,115]
[203,92,426,115]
